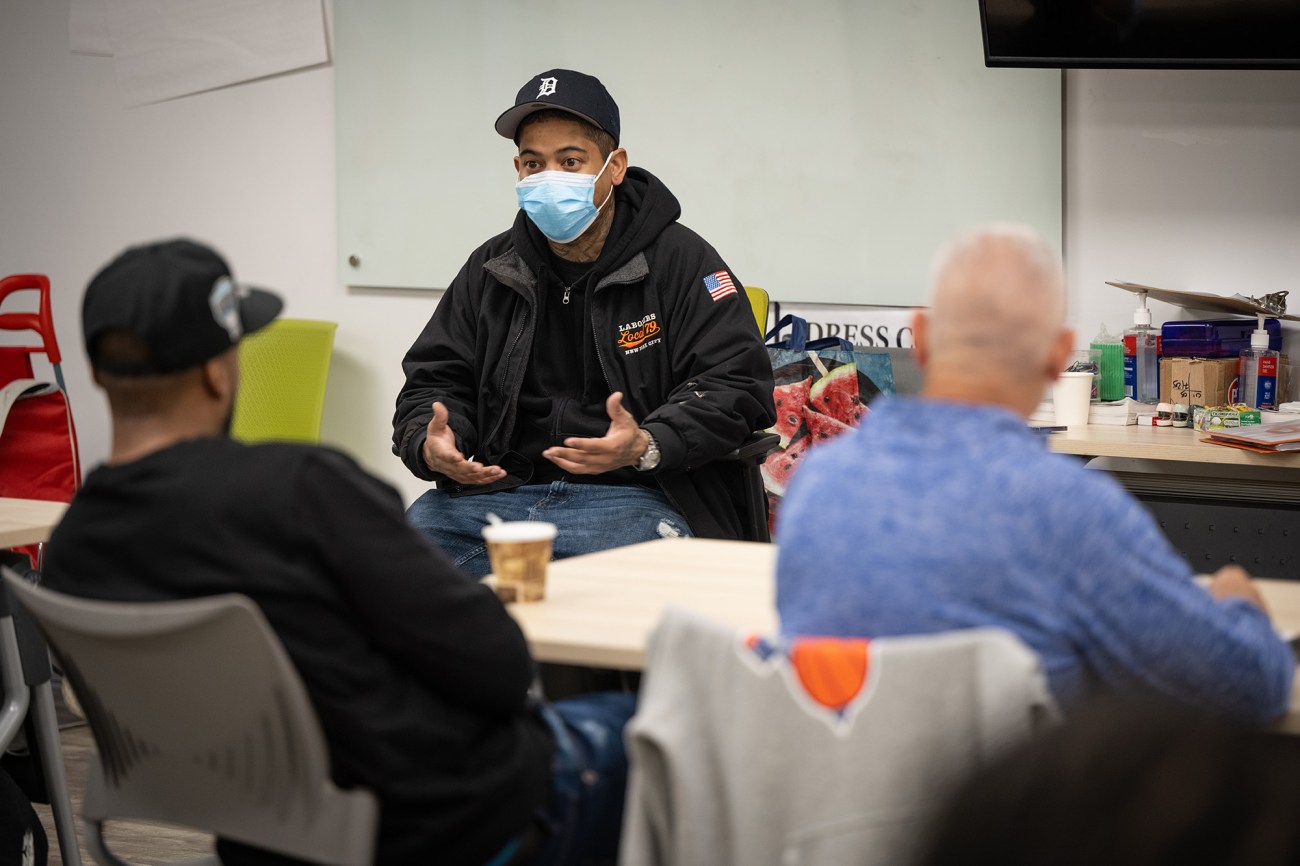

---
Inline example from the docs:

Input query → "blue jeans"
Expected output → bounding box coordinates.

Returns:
[485,693,638,866]
[406,482,692,578]
[533,693,637,866]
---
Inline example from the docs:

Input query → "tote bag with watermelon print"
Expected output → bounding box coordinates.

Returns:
[761,316,894,536]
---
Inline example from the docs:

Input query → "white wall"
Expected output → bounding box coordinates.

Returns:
[1064,70,1300,356]
[1,0,434,504]
[334,0,1061,309]
[4,2,1300,509]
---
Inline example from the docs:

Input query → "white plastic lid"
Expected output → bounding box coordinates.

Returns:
[1251,328,1269,351]
[1133,306,1152,327]
[482,521,558,543]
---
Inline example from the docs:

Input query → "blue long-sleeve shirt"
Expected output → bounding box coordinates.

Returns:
[775,396,1294,724]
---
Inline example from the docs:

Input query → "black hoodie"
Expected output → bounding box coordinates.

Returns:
[393,167,776,539]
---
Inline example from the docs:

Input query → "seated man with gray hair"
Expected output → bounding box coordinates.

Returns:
[775,224,1293,724]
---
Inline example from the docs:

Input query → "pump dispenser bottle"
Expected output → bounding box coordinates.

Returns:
[1123,293,1160,403]
[1238,313,1281,409]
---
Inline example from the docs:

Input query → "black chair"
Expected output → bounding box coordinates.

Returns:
[725,432,781,542]
[0,564,81,866]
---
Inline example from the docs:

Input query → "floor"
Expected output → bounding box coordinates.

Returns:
[32,723,212,866]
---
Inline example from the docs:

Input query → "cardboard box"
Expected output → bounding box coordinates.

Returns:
[1160,357,1238,406]
[1160,356,1290,407]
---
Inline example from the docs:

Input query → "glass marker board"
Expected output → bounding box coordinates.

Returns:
[335,1,1061,307]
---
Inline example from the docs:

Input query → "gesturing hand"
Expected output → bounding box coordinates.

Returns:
[543,392,650,475]
[421,401,507,486]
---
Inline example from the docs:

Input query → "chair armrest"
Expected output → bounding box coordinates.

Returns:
[722,431,781,466]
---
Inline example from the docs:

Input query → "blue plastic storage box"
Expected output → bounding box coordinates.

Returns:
[1160,318,1281,358]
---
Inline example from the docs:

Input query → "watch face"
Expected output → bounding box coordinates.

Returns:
[639,433,660,471]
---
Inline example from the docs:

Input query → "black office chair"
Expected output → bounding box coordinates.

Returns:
[723,432,781,542]
[0,564,81,866]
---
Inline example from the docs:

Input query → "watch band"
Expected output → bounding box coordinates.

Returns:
[637,429,661,472]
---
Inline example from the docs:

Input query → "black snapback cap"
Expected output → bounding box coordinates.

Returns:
[494,68,620,146]
[83,239,283,376]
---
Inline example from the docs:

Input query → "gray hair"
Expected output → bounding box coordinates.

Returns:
[925,224,1066,375]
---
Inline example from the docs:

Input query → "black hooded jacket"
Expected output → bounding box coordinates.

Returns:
[393,167,775,539]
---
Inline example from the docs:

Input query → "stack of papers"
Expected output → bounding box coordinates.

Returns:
[1028,399,1056,427]
[1088,398,1139,426]
[1205,419,1300,453]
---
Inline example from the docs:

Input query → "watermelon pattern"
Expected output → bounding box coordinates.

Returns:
[763,357,882,536]
[809,363,865,426]
[769,376,812,447]
[803,406,851,442]
[760,434,812,497]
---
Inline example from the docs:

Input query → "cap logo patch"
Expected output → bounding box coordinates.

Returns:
[209,276,243,342]
[537,77,558,97]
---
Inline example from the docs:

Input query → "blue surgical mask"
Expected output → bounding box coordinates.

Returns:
[515,152,615,244]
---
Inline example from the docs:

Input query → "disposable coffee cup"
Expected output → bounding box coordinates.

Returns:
[482,521,557,603]
[1067,349,1102,402]
[1053,371,1094,428]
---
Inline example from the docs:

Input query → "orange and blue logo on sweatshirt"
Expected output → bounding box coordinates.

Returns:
[742,633,874,733]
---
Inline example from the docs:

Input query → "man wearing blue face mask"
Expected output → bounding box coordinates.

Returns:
[393,68,776,578]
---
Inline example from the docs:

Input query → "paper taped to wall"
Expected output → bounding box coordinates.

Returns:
[102,0,328,107]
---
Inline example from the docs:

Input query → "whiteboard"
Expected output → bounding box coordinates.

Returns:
[335,1,1061,307]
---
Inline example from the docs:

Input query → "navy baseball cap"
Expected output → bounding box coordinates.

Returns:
[83,239,282,376]
[494,68,621,146]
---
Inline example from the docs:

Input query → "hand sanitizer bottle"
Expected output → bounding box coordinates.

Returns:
[1239,315,1280,409]
[1123,294,1160,403]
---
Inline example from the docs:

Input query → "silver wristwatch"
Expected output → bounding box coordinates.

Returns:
[637,429,661,472]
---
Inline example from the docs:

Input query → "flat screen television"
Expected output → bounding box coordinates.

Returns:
[979,0,1300,69]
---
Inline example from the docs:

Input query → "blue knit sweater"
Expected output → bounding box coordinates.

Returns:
[775,396,1294,723]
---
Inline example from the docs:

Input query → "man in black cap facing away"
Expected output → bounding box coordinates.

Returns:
[394,69,775,577]
[43,239,635,866]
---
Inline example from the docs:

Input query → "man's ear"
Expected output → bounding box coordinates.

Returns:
[911,309,930,369]
[200,350,238,402]
[609,147,629,186]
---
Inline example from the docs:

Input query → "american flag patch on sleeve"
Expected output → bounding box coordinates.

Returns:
[703,270,738,302]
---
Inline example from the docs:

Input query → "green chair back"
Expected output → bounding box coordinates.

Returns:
[744,286,770,338]
[231,319,337,444]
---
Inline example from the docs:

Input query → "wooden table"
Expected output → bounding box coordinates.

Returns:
[1046,422,1300,470]
[500,537,1300,731]
[0,497,68,549]
[502,537,776,670]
